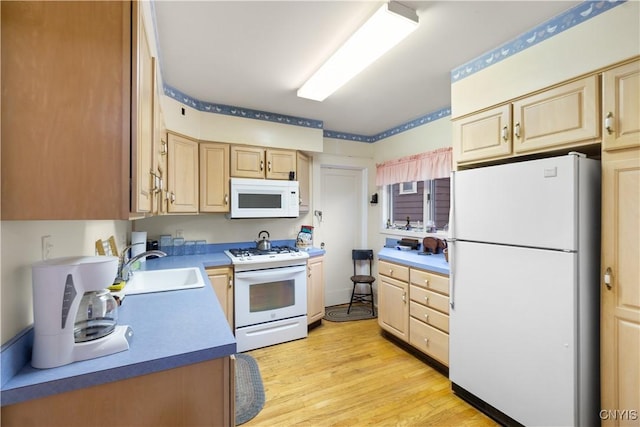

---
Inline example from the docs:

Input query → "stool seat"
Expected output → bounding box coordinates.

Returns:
[350,274,375,284]
[348,250,376,315]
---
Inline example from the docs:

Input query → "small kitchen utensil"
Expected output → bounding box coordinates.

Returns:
[256,230,271,251]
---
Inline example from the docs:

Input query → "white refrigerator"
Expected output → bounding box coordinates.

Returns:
[449,153,600,427]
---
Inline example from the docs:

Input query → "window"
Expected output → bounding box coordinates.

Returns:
[386,177,450,230]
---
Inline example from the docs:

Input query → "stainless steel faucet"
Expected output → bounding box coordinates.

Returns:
[117,244,167,281]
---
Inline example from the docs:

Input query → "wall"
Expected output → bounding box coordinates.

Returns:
[1,221,129,344]
[452,1,640,118]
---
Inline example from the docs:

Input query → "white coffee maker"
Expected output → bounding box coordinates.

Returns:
[31,256,133,369]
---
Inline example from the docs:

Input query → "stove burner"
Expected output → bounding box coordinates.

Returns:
[228,246,301,257]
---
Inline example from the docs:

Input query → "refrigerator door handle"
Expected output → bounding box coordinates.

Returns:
[449,170,456,309]
[450,171,456,240]
[449,239,455,309]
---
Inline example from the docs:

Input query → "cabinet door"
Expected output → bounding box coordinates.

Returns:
[453,104,512,164]
[153,73,168,215]
[131,5,154,215]
[167,133,199,213]
[513,75,599,154]
[1,1,130,219]
[207,267,234,329]
[601,148,640,424]
[200,142,230,213]
[307,256,325,324]
[266,148,296,180]
[297,151,311,213]
[230,145,265,178]
[378,275,409,342]
[602,60,640,152]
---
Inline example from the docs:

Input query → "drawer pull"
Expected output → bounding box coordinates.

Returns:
[424,314,429,321]
[389,269,394,275]
[424,296,429,303]
[424,338,429,345]
[424,279,429,286]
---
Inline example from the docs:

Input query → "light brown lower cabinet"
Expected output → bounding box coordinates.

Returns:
[378,260,450,367]
[1,356,235,427]
[207,267,234,329]
[307,256,325,324]
[601,147,640,425]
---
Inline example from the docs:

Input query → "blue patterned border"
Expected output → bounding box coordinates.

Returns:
[451,0,626,82]
[323,107,452,143]
[163,85,324,129]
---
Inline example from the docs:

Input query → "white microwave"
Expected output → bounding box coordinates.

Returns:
[229,178,300,219]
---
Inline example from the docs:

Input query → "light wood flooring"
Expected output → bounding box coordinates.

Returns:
[244,316,498,426]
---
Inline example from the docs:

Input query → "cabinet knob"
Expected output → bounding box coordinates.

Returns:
[501,126,509,141]
[424,296,429,303]
[424,314,429,321]
[604,267,613,290]
[389,269,394,275]
[402,292,406,303]
[424,279,429,286]
[605,112,614,134]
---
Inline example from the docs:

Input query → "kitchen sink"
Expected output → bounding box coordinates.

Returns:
[124,267,205,295]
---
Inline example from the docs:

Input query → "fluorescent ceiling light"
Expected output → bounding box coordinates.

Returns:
[297,1,419,102]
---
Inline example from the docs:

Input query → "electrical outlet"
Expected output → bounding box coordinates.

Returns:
[41,235,52,260]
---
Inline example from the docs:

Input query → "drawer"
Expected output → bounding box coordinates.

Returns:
[410,301,449,333]
[409,317,449,366]
[410,285,449,314]
[378,260,409,282]
[410,268,449,295]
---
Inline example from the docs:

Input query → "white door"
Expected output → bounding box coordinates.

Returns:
[320,166,365,307]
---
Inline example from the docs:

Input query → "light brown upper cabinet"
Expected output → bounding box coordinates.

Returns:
[512,75,600,154]
[1,1,140,219]
[297,151,311,212]
[453,104,513,164]
[200,142,230,213]
[131,7,155,216]
[230,145,296,180]
[602,59,640,152]
[453,75,600,166]
[166,133,199,213]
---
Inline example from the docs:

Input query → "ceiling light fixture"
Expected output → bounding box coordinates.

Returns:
[297,1,419,102]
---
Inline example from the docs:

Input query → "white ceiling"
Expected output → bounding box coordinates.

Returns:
[153,1,580,136]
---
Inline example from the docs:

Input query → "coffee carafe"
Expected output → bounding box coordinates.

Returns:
[31,256,133,369]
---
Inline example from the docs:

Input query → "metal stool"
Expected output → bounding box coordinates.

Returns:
[347,249,375,315]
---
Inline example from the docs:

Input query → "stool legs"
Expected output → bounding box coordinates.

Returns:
[347,282,375,315]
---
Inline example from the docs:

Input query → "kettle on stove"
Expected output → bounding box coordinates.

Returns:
[31,256,133,369]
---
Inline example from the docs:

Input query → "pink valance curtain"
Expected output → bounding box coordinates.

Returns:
[375,147,452,186]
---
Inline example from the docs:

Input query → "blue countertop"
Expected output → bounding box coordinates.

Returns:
[377,247,450,275]
[1,244,325,406]
[1,252,237,406]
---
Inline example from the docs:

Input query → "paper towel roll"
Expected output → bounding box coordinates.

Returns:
[131,231,147,262]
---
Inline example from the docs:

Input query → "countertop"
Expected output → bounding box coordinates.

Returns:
[0,245,325,406]
[377,247,450,275]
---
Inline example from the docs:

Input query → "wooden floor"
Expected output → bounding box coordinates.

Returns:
[244,316,498,426]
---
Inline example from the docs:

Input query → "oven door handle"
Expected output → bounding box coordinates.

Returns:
[235,265,306,281]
